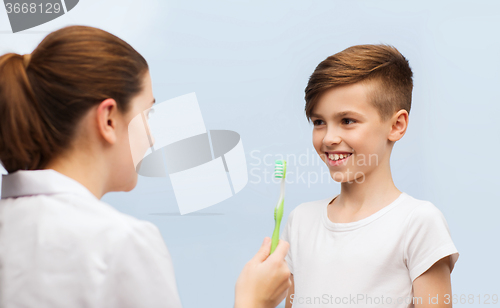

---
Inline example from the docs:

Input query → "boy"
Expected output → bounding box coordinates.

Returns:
[281,45,459,308]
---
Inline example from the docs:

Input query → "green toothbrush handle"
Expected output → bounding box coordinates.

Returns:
[270,198,284,254]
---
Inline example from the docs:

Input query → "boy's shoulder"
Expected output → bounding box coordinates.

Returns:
[396,193,448,222]
[295,196,335,211]
[287,195,335,221]
[399,194,451,228]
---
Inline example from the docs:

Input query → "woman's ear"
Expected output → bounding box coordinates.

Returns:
[96,98,118,145]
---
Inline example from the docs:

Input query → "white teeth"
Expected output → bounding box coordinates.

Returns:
[328,153,351,161]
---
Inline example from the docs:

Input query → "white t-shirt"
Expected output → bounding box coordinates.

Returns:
[281,192,459,308]
[0,169,182,308]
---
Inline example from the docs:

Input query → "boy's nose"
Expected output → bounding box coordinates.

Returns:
[323,130,342,145]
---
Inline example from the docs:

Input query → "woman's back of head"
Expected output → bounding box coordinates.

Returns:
[0,25,149,174]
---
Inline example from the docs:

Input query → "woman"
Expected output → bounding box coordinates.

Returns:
[0,25,291,308]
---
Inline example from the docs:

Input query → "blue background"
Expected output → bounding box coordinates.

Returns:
[1,1,499,307]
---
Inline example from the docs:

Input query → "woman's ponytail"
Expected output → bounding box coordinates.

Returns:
[0,53,55,173]
[0,25,148,174]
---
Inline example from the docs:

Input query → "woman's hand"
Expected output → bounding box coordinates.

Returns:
[234,237,292,308]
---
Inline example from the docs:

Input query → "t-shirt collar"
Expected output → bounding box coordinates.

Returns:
[322,192,408,231]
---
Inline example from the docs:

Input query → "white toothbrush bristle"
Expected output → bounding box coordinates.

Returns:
[274,161,286,178]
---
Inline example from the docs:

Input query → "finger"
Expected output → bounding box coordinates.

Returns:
[267,239,290,261]
[275,275,292,298]
[252,237,272,263]
[275,286,290,307]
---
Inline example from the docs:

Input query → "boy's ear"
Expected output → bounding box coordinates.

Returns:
[388,110,408,142]
[96,98,118,145]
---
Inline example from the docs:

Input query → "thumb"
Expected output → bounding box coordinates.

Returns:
[252,237,272,263]
[267,239,290,262]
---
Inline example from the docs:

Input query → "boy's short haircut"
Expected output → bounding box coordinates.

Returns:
[304,44,413,123]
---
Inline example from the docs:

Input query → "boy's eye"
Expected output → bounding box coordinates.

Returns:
[342,118,356,125]
[313,118,357,126]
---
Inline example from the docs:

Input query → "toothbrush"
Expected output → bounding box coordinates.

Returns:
[271,159,287,254]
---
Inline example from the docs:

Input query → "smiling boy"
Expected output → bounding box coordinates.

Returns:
[282,45,459,308]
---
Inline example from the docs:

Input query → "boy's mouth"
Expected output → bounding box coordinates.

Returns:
[325,152,352,165]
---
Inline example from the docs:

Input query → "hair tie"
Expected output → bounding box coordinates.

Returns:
[22,53,31,69]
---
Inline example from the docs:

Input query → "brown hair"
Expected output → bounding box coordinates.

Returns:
[0,25,148,173]
[304,44,413,123]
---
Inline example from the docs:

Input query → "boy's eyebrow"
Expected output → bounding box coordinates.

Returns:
[310,110,365,119]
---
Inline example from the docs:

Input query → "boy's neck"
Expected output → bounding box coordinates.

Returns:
[331,159,401,214]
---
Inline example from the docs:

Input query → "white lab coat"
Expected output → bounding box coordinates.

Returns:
[0,169,183,308]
